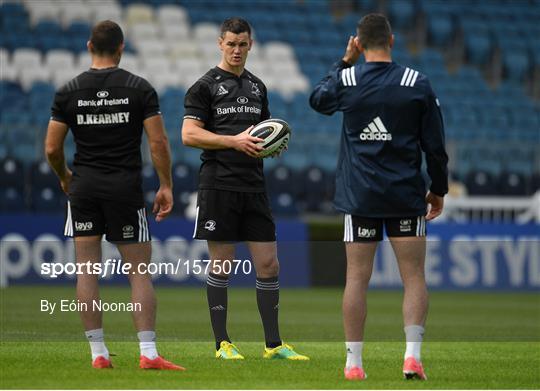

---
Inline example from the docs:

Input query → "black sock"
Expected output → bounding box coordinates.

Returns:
[256,276,282,348]
[207,273,230,350]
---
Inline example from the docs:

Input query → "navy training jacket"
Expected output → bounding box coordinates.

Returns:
[309,60,449,217]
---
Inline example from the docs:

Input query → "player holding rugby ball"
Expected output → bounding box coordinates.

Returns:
[182,17,307,361]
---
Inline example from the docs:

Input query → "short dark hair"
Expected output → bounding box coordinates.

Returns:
[90,20,124,56]
[220,17,251,37]
[357,14,392,50]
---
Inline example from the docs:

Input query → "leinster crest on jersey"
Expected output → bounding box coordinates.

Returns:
[249,80,262,97]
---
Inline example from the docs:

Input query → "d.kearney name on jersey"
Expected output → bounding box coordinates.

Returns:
[216,105,261,115]
[78,98,129,107]
[77,112,130,125]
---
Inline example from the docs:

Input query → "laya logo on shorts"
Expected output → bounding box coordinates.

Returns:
[204,220,216,231]
[400,219,412,232]
[122,225,134,239]
[75,221,93,231]
[96,90,109,98]
[358,227,376,238]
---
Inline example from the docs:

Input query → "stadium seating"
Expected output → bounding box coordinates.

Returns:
[1,0,539,214]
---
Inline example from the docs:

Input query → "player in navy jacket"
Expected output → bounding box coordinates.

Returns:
[310,14,448,381]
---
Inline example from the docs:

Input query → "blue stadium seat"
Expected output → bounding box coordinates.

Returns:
[528,172,540,195]
[66,21,91,39]
[172,162,196,191]
[388,0,416,30]
[29,81,56,97]
[144,190,156,213]
[426,13,454,47]
[31,186,63,212]
[502,50,531,82]
[267,165,299,196]
[356,0,378,12]
[29,160,57,189]
[0,3,29,34]
[0,157,25,191]
[141,164,159,192]
[270,193,298,216]
[464,170,497,195]
[0,187,26,212]
[4,33,37,50]
[0,2,27,16]
[464,33,492,65]
[34,20,63,37]
[299,166,329,212]
[182,148,202,168]
[497,171,527,196]
[37,35,70,52]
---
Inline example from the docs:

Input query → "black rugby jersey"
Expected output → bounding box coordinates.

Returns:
[184,66,270,192]
[51,67,160,202]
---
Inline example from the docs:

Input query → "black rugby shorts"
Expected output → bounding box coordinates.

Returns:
[64,195,151,243]
[193,189,276,242]
[343,214,426,242]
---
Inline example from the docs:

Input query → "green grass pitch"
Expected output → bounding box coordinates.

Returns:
[1,286,539,389]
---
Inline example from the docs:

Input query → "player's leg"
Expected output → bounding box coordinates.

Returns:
[67,197,111,368]
[207,240,244,359]
[243,193,308,360]
[247,240,280,346]
[193,189,244,358]
[387,216,428,380]
[342,214,382,379]
[106,200,184,370]
[247,240,308,360]
[116,242,157,347]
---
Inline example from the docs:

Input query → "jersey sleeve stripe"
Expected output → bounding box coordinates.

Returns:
[345,68,353,86]
[341,69,348,86]
[405,68,415,86]
[410,71,419,87]
[350,68,357,86]
[400,67,410,86]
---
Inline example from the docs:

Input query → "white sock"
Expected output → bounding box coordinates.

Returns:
[85,328,109,361]
[345,342,363,369]
[404,325,424,360]
[138,330,158,359]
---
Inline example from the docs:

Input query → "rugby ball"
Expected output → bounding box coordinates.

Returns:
[249,118,291,158]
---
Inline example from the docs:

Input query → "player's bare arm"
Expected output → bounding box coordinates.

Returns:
[182,118,263,158]
[425,191,444,221]
[44,119,72,194]
[144,114,173,222]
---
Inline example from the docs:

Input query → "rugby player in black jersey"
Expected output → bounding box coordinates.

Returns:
[45,20,184,370]
[182,17,308,361]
